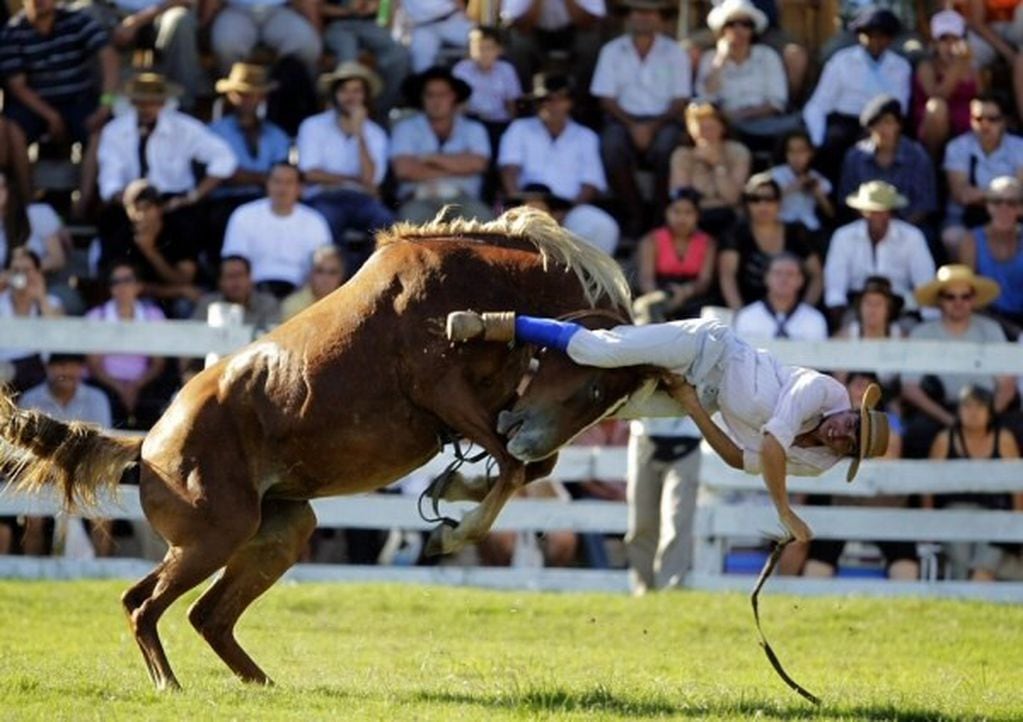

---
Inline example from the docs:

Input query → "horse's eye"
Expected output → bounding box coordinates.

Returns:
[589,384,602,402]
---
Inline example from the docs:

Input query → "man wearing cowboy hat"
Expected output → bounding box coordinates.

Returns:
[823,180,936,327]
[498,72,619,255]
[901,264,1017,458]
[446,312,891,544]
[296,61,394,272]
[590,0,691,235]
[391,66,493,223]
[97,72,237,211]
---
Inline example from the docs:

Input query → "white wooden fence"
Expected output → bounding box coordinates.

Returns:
[1,318,1022,601]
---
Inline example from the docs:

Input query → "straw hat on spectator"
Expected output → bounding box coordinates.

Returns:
[846,180,908,212]
[318,61,383,99]
[847,382,889,482]
[215,63,278,95]
[707,0,768,34]
[123,72,182,102]
[985,175,1023,202]
[913,264,1001,309]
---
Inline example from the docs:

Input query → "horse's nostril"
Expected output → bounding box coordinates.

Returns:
[497,409,525,435]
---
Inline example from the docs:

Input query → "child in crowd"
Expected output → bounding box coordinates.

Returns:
[452,26,523,128]
[769,130,834,233]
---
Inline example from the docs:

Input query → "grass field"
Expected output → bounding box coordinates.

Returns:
[1,580,1021,721]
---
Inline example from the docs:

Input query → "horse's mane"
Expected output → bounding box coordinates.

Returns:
[377,208,633,315]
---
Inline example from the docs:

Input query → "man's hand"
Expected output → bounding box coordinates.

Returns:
[660,374,700,413]
[780,507,813,543]
[43,111,68,142]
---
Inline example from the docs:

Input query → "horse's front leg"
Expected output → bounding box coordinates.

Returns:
[426,461,526,556]
[436,456,558,503]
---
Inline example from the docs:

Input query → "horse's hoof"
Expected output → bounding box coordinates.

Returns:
[425,525,452,557]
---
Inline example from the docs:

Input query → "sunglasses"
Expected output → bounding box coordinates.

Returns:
[109,275,136,285]
[939,291,975,302]
[744,193,779,204]
[971,114,1003,124]
[724,18,755,29]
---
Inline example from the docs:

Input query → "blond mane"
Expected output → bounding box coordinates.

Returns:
[378,208,633,314]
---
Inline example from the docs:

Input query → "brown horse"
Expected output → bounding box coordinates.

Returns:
[0,209,651,690]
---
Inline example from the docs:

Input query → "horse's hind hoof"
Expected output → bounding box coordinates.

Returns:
[425,524,455,557]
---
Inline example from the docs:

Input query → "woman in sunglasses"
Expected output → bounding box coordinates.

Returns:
[718,173,822,312]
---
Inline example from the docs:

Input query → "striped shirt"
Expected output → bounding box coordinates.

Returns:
[0,8,108,102]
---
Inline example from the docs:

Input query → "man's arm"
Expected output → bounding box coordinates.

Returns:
[661,376,742,469]
[761,433,813,542]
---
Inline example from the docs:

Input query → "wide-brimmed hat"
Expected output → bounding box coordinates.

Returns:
[529,72,574,100]
[401,66,471,108]
[849,6,902,35]
[860,93,902,128]
[707,0,768,34]
[507,183,573,211]
[847,383,889,483]
[986,175,1023,202]
[913,264,1001,309]
[216,62,278,95]
[318,61,383,99]
[851,274,904,315]
[123,72,182,102]
[846,180,908,212]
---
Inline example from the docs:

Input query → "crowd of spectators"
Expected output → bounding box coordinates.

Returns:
[1,0,1022,582]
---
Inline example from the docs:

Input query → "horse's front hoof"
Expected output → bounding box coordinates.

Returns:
[425,524,455,557]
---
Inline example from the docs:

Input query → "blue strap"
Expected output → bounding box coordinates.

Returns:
[515,316,581,351]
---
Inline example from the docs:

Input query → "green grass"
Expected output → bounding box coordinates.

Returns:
[0,580,1021,721]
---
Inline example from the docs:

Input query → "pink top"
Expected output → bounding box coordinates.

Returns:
[86,300,165,382]
[912,65,978,137]
[653,227,711,281]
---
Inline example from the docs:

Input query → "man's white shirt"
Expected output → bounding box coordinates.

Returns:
[498,117,607,199]
[590,33,692,116]
[296,110,389,196]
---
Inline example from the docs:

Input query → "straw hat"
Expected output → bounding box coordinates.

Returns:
[707,0,768,34]
[913,264,1001,309]
[318,61,383,99]
[846,180,908,212]
[847,383,889,483]
[123,72,182,102]
[215,63,278,95]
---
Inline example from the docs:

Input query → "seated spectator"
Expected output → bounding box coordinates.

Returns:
[391,66,493,223]
[719,174,822,311]
[86,261,170,429]
[298,62,394,272]
[18,353,114,557]
[768,129,834,233]
[819,0,925,61]
[453,26,523,131]
[0,0,118,215]
[926,383,1020,581]
[803,371,919,581]
[281,245,347,320]
[696,0,801,150]
[839,94,936,228]
[192,255,281,330]
[221,163,333,298]
[400,0,474,73]
[960,177,1023,338]
[498,73,618,255]
[959,0,1023,123]
[942,94,1023,257]
[0,247,63,393]
[97,179,200,317]
[208,63,292,257]
[96,73,238,236]
[0,169,66,275]
[501,0,604,100]
[834,275,905,390]
[802,7,911,182]
[912,9,979,160]
[635,187,717,320]
[823,180,936,326]
[902,264,1017,458]
[591,0,690,236]
[201,0,322,79]
[669,102,750,239]
[85,0,204,111]
[321,0,409,115]
[733,252,827,341]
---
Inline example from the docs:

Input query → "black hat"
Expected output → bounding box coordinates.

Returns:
[401,66,472,109]
[529,72,574,100]
[508,183,573,211]
[47,352,87,365]
[860,94,903,128]
[849,6,902,35]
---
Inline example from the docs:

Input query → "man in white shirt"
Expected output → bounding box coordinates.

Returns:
[446,312,890,543]
[590,0,690,235]
[400,0,474,73]
[823,180,936,327]
[201,0,322,78]
[802,7,911,181]
[221,163,333,296]
[498,73,618,255]
[734,252,828,342]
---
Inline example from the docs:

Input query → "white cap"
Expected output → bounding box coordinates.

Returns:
[930,9,966,39]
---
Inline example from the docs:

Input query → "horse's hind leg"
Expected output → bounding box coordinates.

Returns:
[187,498,316,685]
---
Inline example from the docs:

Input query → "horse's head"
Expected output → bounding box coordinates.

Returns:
[496,315,659,462]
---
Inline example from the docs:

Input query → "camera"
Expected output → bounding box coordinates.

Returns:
[9,272,28,291]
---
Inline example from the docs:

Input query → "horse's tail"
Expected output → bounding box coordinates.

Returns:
[0,386,142,510]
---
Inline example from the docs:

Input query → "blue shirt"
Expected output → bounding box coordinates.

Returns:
[839,136,937,219]
[208,115,291,197]
[974,226,1023,316]
[944,131,1023,224]
[390,113,491,201]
